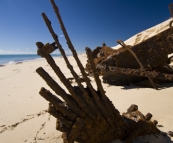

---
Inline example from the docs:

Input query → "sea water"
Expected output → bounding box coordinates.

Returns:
[0,54,63,65]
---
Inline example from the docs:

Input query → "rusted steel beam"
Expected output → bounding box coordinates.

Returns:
[108,66,173,81]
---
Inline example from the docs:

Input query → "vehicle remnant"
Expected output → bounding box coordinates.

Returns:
[35,0,172,143]
[86,4,173,89]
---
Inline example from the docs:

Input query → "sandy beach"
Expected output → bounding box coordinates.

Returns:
[0,54,173,143]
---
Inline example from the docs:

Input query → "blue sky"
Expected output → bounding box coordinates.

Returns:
[0,0,173,54]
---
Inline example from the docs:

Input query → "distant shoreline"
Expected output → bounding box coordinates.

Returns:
[0,54,74,65]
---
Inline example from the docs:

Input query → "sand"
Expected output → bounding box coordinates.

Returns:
[0,54,173,143]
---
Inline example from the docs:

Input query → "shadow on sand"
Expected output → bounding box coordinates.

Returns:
[120,82,173,90]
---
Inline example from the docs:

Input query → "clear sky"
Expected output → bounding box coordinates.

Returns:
[0,0,173,54]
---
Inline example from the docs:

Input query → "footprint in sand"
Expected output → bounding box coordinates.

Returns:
[32,114,51,142]
[0,110,48,134]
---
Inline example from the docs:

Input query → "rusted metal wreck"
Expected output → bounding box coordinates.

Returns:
[36,0,172,142]
[86,4,173,89]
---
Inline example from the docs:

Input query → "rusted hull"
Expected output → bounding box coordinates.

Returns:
[116,27,173,68]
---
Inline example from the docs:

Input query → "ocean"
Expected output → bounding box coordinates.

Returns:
[0,54,63,65]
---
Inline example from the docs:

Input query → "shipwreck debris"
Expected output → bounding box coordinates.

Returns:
[86,29,173,88]
[35,0,167,143]
[85,4,173,89]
